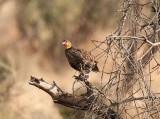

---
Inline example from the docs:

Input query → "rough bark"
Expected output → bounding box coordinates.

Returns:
[29,76,122,119]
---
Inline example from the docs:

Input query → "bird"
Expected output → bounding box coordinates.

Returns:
[62,40,99,75]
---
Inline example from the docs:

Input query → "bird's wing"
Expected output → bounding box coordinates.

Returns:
[76,49,95,62]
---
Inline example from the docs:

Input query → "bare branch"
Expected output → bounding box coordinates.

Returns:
[29,76,122,119]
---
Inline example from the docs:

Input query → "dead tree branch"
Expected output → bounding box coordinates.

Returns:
[29,76,122,119]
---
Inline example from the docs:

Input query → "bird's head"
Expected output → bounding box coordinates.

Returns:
[62,40,72,49]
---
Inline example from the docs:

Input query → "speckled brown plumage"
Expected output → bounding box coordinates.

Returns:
[65,46,99,73]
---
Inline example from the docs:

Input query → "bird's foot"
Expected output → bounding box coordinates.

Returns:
[74,73,89,81]
[74,75,83,81]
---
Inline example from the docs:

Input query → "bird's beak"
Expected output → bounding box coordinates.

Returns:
[62,41,66,45]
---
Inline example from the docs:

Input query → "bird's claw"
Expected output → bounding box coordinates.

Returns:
[74,73,89,81]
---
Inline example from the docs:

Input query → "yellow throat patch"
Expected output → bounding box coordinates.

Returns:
[66,42,71,49]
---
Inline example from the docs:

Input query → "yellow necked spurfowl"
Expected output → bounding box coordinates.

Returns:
[62,40,99,74]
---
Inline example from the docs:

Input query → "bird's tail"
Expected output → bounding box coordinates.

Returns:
[92,63,99,72]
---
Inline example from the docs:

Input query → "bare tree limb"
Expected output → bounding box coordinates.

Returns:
[29,76,122,119]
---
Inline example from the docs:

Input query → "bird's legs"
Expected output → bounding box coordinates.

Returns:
[74,63,90,81]
[74,71,89,81]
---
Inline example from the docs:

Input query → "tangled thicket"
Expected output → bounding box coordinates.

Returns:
[86,0,160,118]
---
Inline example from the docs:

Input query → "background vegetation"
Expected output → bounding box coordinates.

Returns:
[0,0,116,119]
[0,0,158,119]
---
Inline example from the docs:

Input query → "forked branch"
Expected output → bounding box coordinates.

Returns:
[29,76,122,119]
